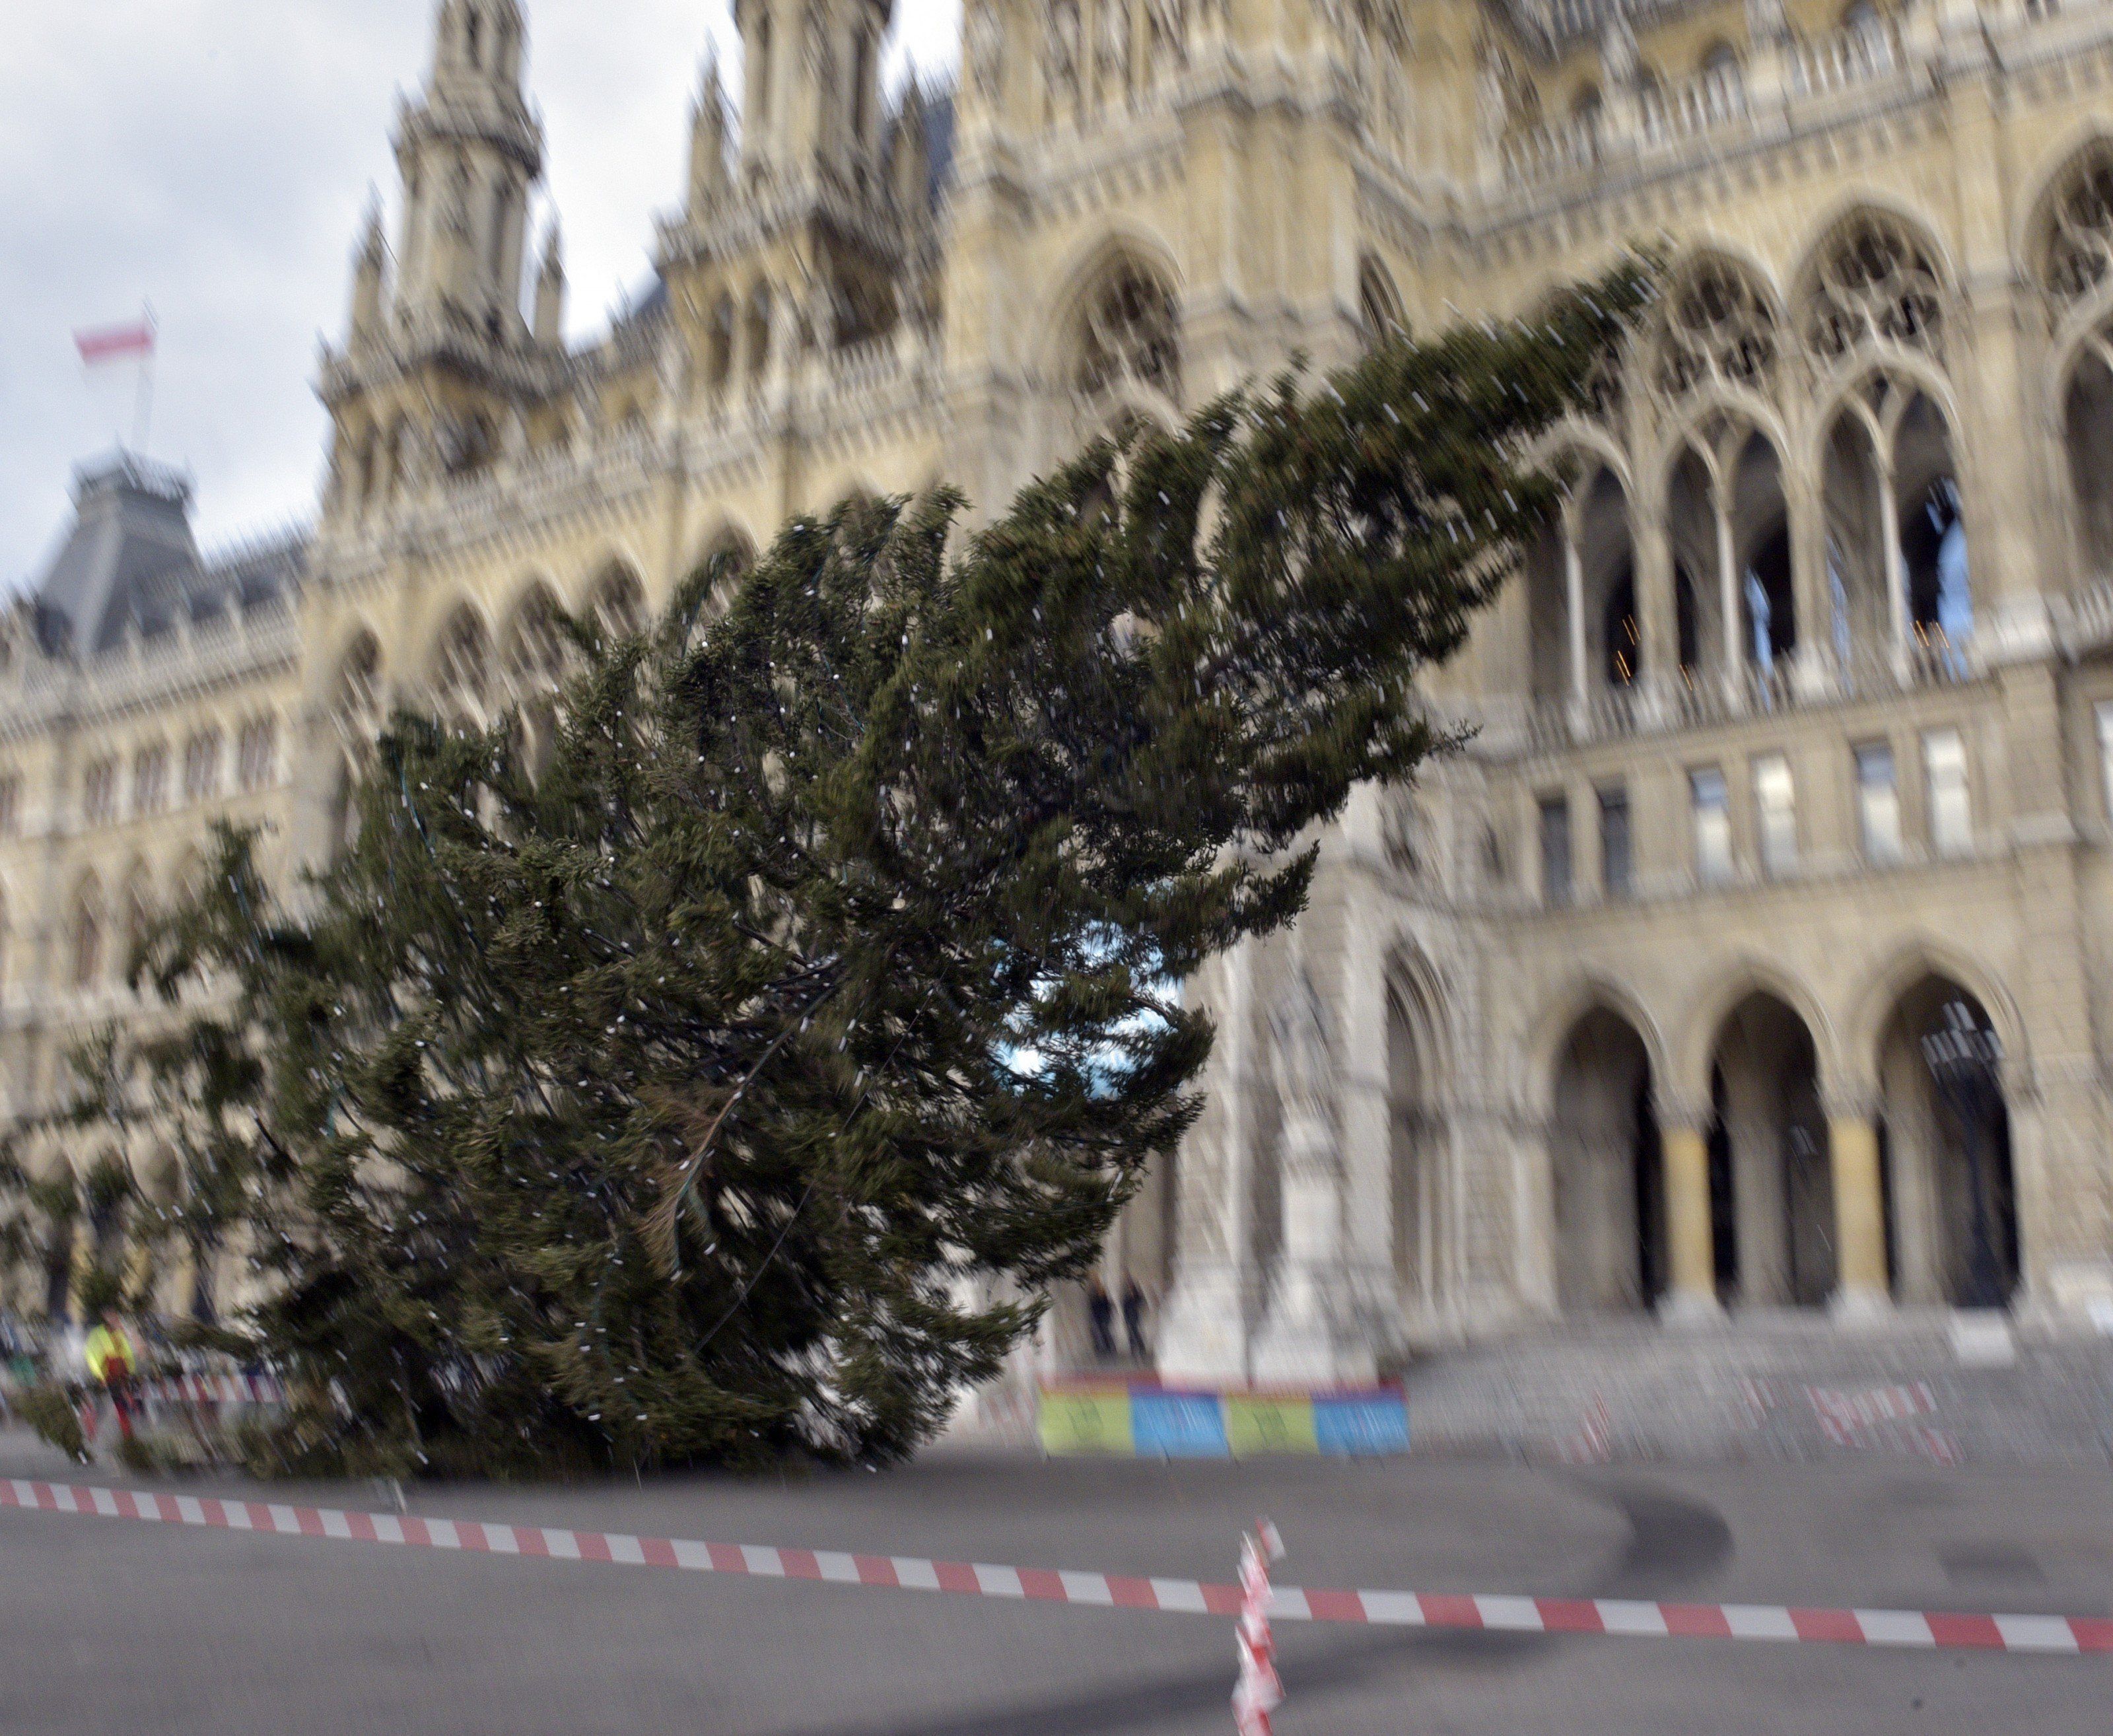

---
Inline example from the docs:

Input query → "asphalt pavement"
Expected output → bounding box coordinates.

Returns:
[1,1426,2106,1735]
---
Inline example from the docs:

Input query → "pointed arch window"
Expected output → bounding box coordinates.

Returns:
[71,885,103,989]
[1653,258,1778,399]
[431,608,492,730]
[2038,143,2113,305]
[753,14,775,125]
[1800,213,1946,362]
[1359,256,1406,351]
[1074,261,1181,403]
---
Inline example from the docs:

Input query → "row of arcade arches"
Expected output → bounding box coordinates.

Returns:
[1379,949,2023,1319]
[1541,972,2018,1313]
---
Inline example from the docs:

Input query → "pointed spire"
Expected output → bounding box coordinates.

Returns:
[689,50,732,211]
[359,188,387,265]
[349,187,389,346]
[534,219,566,347]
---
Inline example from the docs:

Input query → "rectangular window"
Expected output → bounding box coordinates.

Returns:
[1856,741,1902,864]
[1598,785,1632,900]
[1753,753,1797,876]
[183,730,221,804]
[1539,793,1572,907]
[82,758,118,827]
[0,775,19,838]
[1923,727,1972,858]
[237,717,278,792]
[132,745,167,818]
[1690,767,1733,885]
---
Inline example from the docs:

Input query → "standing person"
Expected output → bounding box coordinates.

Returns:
[1122,1278,1150,1363]
[1087,1277,1116,1360]
[83,1310,139,1445]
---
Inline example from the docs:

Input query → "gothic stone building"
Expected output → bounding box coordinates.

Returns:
[8,0,2113,1368]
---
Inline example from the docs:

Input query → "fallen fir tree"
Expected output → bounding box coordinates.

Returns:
[132,271,1649,1476]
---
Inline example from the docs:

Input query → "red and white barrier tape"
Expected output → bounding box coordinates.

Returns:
[139,1374,285,1407]
[5,1477,2107,1657]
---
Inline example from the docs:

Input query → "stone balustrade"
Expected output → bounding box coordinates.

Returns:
[1502,637,1976,757]
[1493,12,1987,195]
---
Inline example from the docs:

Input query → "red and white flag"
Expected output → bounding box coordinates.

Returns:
[75,318,156,367]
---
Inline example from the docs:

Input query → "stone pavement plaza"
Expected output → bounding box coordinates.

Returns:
[3,1418,2108,1736]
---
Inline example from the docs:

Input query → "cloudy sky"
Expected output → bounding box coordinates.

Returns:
[0,0,960,587]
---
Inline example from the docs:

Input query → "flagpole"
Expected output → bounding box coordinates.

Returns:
[131,304,158,457]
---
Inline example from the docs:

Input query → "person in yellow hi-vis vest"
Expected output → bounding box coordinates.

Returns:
[83,1311,139,1445]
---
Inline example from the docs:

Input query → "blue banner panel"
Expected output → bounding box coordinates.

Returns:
[1130,1390,1231,1458]
[1312,1393,1410,1457]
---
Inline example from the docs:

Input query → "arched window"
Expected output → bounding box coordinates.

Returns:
[590,565,650,639]
[384,419,410,499]
[237,716,279,792]
[182,729,222,804]
[131,742,168,818]
[708,293,736,390]
[71,882,102,989]
[1700,40,1741,78]
[1653,258,1779,399]
[746,283,774,380]
[1073,259,1181,403]
[2036,141,2113,306]
[753,14,774,125]
[1359,256,1406,349]
[688,534,754,627]
[1842,0,1881,32]
[1799,212,1947,362]
[501,584,572,778]
[328,633,384,855]
[332,633,385,751]
[120,868,152,990]
[502,584,571,693]
[488,178,510,279]
[430,606,491,728]
[852,28,874,143]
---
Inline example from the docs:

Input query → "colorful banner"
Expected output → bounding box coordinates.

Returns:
[1040,1384,1408,1459]
[1037,1386,1134,1455]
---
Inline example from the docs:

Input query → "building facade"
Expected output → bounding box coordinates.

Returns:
[6,0,2113,1360]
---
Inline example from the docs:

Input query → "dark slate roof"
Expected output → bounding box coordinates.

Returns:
[30,452,306,658]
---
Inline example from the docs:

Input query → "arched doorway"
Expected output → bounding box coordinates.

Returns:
[1877,977,2019,1307]
[1708,992,1831,1307]
[1550,1008,1664,1312]
[1389,962,1448,1319]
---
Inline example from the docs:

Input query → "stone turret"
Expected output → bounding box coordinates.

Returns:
[390,0,543,339]
[735,0,893,186]
[689,57,734,214]
[533,223,565,347]
[347,197,387,351]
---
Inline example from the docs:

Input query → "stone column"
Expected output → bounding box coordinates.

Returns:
[1714,494,1743,702]
[1251,961,1395,1385]
[1874,439,1910,668]
[1659,1120,1723,1323]
[1158,943,1263,1383]
[1564,522,1589,712]
[1827,1101,1892,1321]
[1785,464,1833,698]
[1633,504,1676,718]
